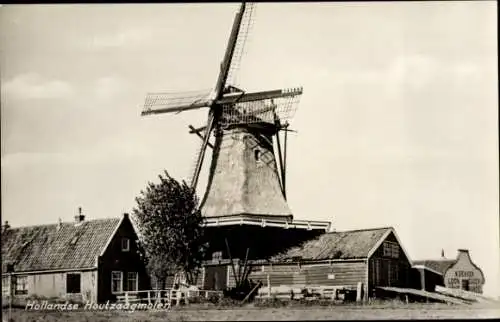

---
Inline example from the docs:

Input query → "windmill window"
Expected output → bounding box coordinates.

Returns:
[254,149,261,161]
[70,236,79,245]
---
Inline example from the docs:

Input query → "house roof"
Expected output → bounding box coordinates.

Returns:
[412,259,457,275]
[2,216,123,274]
[270,227,393,261]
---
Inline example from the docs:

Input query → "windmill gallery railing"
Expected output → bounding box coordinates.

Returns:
[115,288,224,306]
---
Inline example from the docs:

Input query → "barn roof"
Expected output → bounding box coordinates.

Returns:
[1,215,125,274]
[412,259,456,275]
[270,227,395,261]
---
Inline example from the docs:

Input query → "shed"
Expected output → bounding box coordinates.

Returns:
[222,226,413,300]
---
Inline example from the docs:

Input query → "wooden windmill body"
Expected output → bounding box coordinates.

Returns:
[142,3,330,263]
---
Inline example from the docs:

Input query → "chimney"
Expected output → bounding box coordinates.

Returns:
[57,218,63,231]
[441,249,445,258]
[2,221,10,232]
[74,207,85,224]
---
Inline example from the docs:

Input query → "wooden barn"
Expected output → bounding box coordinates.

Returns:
[412,249,485,293]
[198,226,413,300]
[1,211,150,304]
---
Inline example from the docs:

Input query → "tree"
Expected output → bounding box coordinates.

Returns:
[133,171,207,288]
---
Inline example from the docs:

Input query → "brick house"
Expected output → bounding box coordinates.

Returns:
[1,211,150,304]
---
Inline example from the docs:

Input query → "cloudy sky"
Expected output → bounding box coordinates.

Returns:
[1,2,498,296]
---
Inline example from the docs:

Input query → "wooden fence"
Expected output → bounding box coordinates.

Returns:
[115,289,223,306]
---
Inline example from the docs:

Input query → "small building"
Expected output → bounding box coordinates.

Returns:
[412,249,485,293]
[1,211,149,304]
[206,227,413,300]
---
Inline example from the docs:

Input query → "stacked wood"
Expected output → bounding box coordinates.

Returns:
[256,284,355,301]
[256,285,304,299]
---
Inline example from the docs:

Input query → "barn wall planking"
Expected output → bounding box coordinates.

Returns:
[367,232,412,296]
[227,261,367,288]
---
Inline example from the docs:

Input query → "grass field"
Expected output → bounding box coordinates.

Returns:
[3,302,500,321]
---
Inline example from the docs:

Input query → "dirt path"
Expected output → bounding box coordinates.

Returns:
[4,303,500,321]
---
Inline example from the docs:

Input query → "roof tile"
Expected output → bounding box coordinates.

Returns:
[2,217,120,273]
[271,227,391,261]
[413,259,456,275]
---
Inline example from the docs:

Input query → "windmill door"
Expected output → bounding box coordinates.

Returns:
[204,265,228,291]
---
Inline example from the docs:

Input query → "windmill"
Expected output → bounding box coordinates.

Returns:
[141,3,330,265]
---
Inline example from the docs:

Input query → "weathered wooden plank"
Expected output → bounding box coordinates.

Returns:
[435,286,496,303]
[229,262,367,290]
[377,286,470,305]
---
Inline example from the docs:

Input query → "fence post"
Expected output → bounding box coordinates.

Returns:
[147,291,151,305]
[356,282,362,302]
[9,272,13,322]
[125,292,129,305]
[267,274,271,298]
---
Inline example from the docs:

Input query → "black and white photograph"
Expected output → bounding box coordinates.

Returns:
[1,1,498,320]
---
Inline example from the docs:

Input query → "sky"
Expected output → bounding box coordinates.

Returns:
[1,2,498,296]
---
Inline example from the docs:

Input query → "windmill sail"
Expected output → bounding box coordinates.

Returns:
[142,89,213,115]
[221,89,302,127]
[141,2,304,211]
[225,2,256,87]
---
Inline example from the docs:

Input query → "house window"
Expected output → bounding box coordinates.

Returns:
[127,272,138,292]
[66,273,81,294]
[121,238,130,252]
[15,276,28,295]
[2,277,10,296]
[111,271,123,294]
[383,242,400,258]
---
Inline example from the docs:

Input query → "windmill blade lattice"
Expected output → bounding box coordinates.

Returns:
[225,3,256,88]
[221,89,302,127]
[143,89,213,114]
